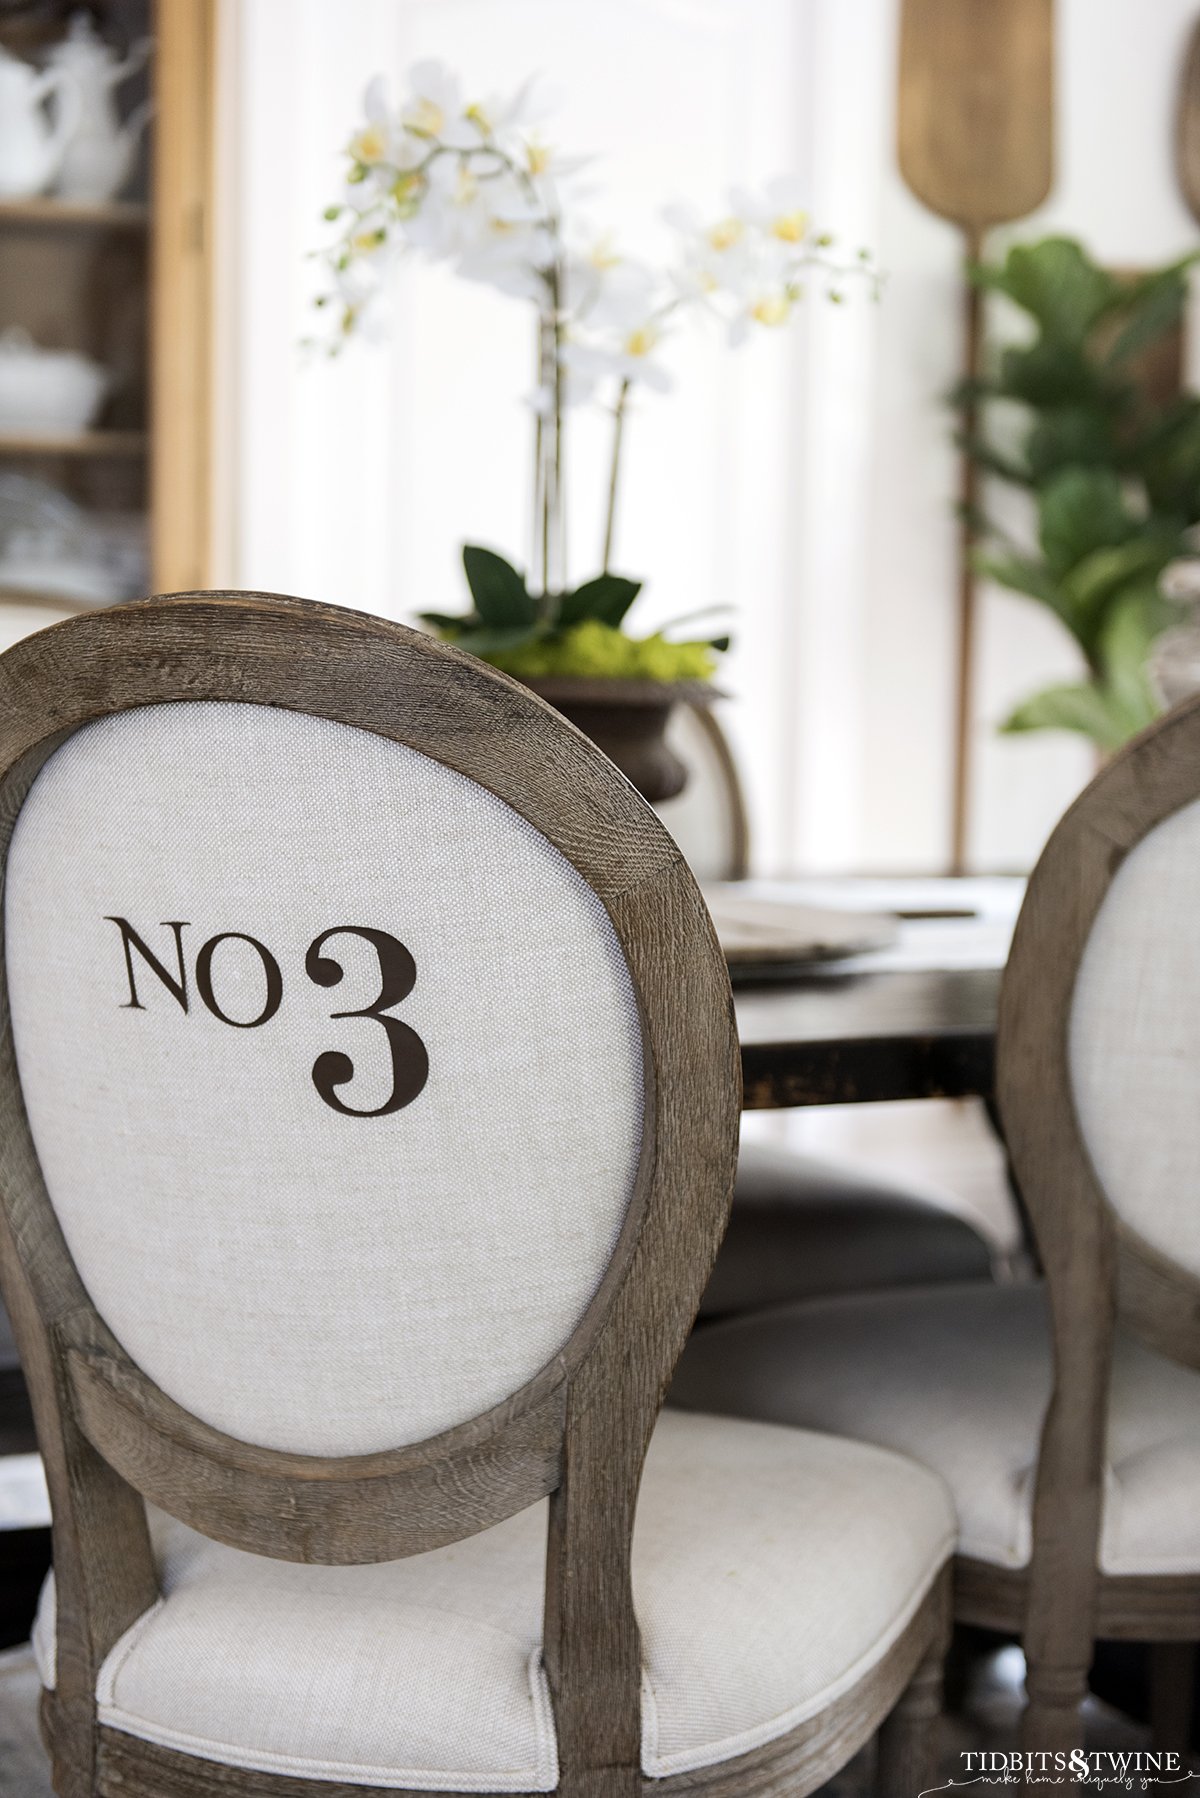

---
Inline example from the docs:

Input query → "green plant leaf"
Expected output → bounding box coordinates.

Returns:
[994,340,1117,411]
[1060,537,1177,624]
[954,433,1033,485]
[1135,399,1200,517]
[975,553,1073,617]
[461,545,537,629]
[1025,408,1119,482]
[1001,682,1133,748]
[971,238,1121,345]
[559,574,643,629]
[417,611,474,632]
[449,623,543,656]
[1037,467,1136,580]
[1101,261,1195,367]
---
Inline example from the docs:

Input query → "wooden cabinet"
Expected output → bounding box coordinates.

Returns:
[0,0,216,613]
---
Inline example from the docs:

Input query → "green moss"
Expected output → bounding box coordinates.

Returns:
[477,620,718,682]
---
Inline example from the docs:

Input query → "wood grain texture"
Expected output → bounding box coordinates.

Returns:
[1177,16,1200,227]
[151,0,218,591]
[897,0,1055,231]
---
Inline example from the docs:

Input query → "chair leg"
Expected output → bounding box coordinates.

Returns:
[1149,1642,1196,1763]
[877,1638,945,1798]
[1021,1656,1088,1761]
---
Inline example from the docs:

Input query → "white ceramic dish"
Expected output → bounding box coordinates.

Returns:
[0,329,109,434]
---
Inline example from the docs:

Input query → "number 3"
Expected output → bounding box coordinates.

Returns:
[304,926,429,1117]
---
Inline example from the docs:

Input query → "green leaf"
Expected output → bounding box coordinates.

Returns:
[954,433,1033,486]
[450,623,543,656]
[1037,467,1136,580]
[1102,266,1189,367]
[1003,586,1171,749]
[1002,682,1133,748]
[994,340,1117,411]
[461,545,537,629]
[1025,408,1119,482]
[975,553,1073,616]
[559,574,643,629]
[971,238,1121,345]
[1060,537,1177,623]
[417,611,473,633]
[1135,399,1200,517]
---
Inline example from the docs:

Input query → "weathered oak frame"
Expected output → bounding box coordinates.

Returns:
[977,690,1200,1754]
[0,593,948,1797]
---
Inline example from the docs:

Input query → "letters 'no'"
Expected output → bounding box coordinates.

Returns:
[105,917,430,1118]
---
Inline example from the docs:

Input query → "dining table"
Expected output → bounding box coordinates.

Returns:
[707,875,1023,1112]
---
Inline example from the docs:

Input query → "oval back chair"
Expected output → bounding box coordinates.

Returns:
[671,691,1200,1755]
[0,593,954,1798]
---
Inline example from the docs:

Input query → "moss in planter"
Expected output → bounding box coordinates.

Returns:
[479,619,718,682]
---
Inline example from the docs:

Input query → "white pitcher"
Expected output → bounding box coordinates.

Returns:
[0,47,79,199]
[46,13,152,204]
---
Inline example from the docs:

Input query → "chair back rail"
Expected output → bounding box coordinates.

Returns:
[0,591,741,1796]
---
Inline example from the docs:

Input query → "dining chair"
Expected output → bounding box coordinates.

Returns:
[671,691,1200,1756]
[0,591,955,1798]
[658,700,998,1318]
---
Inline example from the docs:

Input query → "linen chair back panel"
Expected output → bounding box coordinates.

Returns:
[1068,795,1200,1281]
[4,698,645,1458]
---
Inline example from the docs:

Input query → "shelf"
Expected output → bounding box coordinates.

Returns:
[0,431,148,457]
[0,197,149,230]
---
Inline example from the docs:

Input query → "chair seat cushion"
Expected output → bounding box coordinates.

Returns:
[697,1142,995,1320]
[672,1282,1200,1575]
[34,1410,953,1792]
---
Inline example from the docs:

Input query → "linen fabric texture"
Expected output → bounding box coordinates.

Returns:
[1069,795,1200,1278]
[670,1281,1200,1573]
[33,1409,956,1789]
[4,700,645,1455]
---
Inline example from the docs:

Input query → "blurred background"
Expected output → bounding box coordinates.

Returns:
[1,0,1198,882]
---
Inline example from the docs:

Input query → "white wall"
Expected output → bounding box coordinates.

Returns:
[215,0,1200,874]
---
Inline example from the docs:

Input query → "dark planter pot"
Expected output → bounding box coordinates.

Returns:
[524,677,714,803]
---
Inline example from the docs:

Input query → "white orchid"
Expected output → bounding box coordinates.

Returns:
[319,60,876,600]
[399,59,481,150]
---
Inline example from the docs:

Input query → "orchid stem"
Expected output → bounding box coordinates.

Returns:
[602,379,630,575]
[548,241,566,620]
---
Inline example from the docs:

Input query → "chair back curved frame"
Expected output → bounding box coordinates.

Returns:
[0,592,742,1797]
[995,690,1200,1743]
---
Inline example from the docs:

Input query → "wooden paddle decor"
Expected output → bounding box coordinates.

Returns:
[898,0,1054,871]
[1176,15,1200,227]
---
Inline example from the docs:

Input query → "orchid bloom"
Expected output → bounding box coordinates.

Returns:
[318,62,876,597]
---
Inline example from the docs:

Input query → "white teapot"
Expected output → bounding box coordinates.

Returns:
[45,13,152,204]
[0,47,79,199]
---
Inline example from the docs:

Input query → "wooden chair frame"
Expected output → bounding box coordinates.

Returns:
[0,592,948,1798]
[966,691,1200,1752]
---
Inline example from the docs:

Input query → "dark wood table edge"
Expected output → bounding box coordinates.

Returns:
[739,1028,996,1110]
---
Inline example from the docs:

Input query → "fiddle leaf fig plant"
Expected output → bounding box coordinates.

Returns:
[960,236,1200,748]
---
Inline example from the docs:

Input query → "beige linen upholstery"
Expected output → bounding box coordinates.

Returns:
[5,701,644,1457]
[698,1141,995,1319]
[1069,796,1200,1280]
[671,1282,1200,1574]
[32,1409,955,1791]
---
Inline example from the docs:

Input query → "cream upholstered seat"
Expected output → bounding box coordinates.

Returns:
[33,1409,954,1791]
[0,596,955,1798]
[697,1142,995,1320]
[672,1282,1200,1575]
